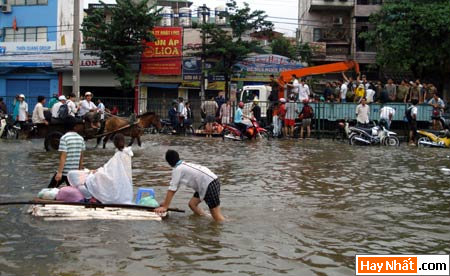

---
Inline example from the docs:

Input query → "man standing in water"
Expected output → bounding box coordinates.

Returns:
[156,150,225,222]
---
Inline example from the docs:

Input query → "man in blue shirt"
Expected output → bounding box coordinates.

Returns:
[234,102,247,139]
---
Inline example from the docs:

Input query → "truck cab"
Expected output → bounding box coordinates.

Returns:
[239,85,271,120]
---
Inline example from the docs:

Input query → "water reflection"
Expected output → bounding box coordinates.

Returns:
[0,136,449,276]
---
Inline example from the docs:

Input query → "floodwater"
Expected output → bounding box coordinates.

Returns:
[0,135,449,276]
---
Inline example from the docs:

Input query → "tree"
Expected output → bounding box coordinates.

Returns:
[198,0,273,98]
[271,36,297,60]
[297,42,312,64]
[82,0,161,93]
[363,0,450,95]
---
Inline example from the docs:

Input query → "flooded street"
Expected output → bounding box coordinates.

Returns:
[0,135,449,276]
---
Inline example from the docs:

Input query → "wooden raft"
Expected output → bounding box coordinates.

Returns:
[27,204,166,221]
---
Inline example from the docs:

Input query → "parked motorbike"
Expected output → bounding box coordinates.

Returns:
[0,115,19,139]
[349,123,399,146]
[417,117,450,148]
[417,129,450,148]
[223,118,270,140]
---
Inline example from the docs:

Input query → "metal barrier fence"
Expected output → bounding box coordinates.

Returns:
[1,96,434,127]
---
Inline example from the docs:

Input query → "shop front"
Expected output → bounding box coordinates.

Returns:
[0,42,59,112]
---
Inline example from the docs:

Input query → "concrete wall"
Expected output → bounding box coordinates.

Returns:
[354,4,381,17]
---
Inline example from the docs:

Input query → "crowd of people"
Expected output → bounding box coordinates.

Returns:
[0,92,121,131]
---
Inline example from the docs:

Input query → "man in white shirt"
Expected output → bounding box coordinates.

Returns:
[406,99,419,145]
[288,74,300,100]
[78,91,97,117]
[16,94,28,127]
[156,150,225,222]
[365,86,376,103]
[298,79,310,102]
[51,95,66,119]
[340,82,348,103]
[355,97,370,126]
[67,93,78,117]
[97,99,106,120]
[32,96,49,125]
[379,106,396,129]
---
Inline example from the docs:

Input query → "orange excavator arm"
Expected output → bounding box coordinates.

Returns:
[280,60,360,82]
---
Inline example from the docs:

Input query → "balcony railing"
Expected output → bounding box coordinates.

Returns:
[309,0,354,11]
[356,0,382,5]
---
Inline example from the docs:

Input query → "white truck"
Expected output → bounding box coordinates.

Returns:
[239,85,272,119]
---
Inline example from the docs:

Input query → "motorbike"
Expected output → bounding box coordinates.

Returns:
[417,129,450,148]
[417,117,450,148]
[223,118,270,140]
[0,114,20,139]
[349,123,399,146]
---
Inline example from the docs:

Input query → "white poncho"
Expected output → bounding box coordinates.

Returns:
[68,147,134,204]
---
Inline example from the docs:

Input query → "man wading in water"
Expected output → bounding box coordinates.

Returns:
[156,150,225,222]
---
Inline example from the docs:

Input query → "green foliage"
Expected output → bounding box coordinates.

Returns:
[363,0,450,77]
[197,0,273,94]
[297,42,312,64]
[271,36,297,60]
[82,0,161,91]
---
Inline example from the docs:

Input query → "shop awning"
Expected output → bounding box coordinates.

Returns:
[141,83,180,89]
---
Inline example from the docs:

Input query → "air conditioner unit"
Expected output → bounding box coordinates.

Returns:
[333,16,343,25]
[1,4,12,13]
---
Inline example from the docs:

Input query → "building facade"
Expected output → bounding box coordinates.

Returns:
[0,0,84,111]
[297,0,381,69]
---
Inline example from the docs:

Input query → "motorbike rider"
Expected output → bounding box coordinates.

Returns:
[251,99,261,124]
[234,101,248,139]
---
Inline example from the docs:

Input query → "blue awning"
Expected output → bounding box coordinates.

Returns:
[141,83,180,89]
[0,61,52,68]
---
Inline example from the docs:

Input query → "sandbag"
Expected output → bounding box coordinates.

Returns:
[138,196,159,208]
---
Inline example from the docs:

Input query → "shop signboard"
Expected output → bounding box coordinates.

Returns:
[0,42,56,54]
[141,27,183,75]
[232,54,303,82]
[182,57,224,81]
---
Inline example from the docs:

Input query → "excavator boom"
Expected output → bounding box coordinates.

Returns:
[280,60,360,82]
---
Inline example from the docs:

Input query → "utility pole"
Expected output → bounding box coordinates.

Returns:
[200,4,208,101]
[72,0,81,98]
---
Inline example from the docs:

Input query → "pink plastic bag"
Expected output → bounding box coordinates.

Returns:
[56,186,84,202]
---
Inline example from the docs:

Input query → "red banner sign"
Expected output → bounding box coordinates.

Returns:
[141,27,183,75]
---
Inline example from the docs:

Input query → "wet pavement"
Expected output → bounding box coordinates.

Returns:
[0,135,449,276]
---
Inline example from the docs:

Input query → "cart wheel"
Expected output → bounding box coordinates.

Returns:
[45,131,63,151]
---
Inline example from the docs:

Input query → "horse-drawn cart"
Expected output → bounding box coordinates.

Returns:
[36,112,161,151]
[40,121,140,151]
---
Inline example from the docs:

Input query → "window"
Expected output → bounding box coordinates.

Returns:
[3,27,47,42]
[313,28,322,42]
[7,0,47,5]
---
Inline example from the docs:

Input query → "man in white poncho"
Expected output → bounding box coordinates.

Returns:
[68,134,133,204]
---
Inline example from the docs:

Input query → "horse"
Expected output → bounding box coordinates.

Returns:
[98,111,162,149]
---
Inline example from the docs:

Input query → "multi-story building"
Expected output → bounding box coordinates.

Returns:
[0,0,82,110]
[297,0,381,70]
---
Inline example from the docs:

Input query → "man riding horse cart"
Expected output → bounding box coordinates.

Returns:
[27,111,161,151]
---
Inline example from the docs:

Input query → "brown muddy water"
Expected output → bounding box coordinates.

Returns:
[0,135,449,276]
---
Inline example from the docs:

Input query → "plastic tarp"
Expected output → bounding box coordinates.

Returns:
[68,147,134,204]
